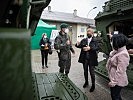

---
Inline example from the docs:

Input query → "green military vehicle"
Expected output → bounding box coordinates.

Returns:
[0,0,87,100]
[95,0,133,88]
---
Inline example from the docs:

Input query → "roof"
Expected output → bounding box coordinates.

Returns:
[40,10,95,26]
[37,20,56,28]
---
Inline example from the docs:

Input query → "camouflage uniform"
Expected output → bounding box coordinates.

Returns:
[54,31,75,75]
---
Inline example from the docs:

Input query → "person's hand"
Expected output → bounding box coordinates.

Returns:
[108,82,116,87]
[76,41,80,46]
[45,43,48,46]
[128,49,133,54]
[83,46,90,51]
[66,40,70,45]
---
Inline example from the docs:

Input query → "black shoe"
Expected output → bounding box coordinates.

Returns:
[45,65,48,68]
[89,85,95,92]
[42,65,44,69]
[83,82,88,88]
[65,73,68,77]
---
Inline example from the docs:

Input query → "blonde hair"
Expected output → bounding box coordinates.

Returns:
[42,33,46,37]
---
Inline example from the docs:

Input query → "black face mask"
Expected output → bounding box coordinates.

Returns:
[87,34,92,38]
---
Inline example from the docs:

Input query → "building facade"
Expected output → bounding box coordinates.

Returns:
[41,6,95,44]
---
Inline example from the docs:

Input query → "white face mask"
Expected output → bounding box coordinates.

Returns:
[65,28,69,33]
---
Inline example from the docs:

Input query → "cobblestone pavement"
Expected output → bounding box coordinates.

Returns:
[31,46,133,100]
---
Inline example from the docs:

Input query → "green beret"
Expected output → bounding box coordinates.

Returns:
[60,23,68,28]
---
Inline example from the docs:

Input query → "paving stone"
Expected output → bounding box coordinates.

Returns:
[31,46,133,100]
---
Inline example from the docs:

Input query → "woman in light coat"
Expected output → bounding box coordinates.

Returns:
[106,34,130,100]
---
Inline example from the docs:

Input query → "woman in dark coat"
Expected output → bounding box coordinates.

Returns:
[75,28,99,92]
[39,33,51,68]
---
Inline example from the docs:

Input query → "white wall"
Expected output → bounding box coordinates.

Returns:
[77,24,87,42]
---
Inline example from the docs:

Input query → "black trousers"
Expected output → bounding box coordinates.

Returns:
[110,85,123,100]
[41,50,48,66]
[83,60,95,85]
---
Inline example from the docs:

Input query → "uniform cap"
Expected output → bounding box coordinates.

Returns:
[60,23,68,28]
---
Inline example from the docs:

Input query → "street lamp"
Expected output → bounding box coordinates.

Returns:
[87,7,97,18]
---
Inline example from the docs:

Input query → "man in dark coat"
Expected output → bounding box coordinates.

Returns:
[39,33,51,68]
[75,28,99,92]
[54,23,75,76]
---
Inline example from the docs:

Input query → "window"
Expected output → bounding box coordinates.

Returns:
[81,27,85,32]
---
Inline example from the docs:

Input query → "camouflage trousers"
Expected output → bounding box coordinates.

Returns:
[58,60,71,75]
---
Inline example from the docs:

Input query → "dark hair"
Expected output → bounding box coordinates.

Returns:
[112,34,128,50]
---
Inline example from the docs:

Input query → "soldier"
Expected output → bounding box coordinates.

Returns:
[54,23,75,76]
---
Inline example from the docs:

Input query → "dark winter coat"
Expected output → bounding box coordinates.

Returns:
[75,37,99,66]
[39,37,51,51]
[54,31,75,61]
